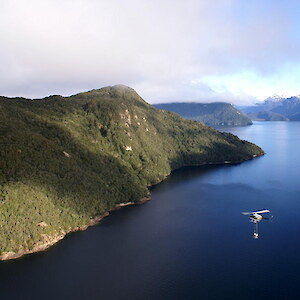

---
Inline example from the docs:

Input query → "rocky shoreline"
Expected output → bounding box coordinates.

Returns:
[0,154,263,261]
[0,197,151,261]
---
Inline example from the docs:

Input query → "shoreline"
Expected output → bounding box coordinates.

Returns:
[0,197,151,261]
[0,154,263,261]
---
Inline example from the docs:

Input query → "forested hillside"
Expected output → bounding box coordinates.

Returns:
[0,85,263,259]
[154,102,252,126]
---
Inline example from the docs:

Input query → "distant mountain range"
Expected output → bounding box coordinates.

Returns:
[239,96,300,121]
[154,102,252,127]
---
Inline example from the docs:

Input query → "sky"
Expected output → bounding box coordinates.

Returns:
[1,0,300,105]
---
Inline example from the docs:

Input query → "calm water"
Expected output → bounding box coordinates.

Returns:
[1,122,300,300]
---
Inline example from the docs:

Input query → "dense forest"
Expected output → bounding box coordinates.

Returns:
[0,85,263,258]
[154,102,252,126]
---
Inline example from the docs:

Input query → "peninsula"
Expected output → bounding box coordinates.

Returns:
[0,85,263,260]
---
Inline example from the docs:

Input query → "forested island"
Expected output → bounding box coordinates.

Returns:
[154,102,252,127]
[0,85,263,260]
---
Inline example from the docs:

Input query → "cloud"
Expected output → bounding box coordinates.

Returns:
[1,0,300,104]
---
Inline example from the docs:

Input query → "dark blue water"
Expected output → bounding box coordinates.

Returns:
[1,122,300,300]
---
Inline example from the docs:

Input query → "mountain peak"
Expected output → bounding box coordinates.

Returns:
[72,84,148,104]
[264,95,285,104]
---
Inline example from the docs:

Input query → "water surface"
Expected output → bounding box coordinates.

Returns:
[1,122,300,299]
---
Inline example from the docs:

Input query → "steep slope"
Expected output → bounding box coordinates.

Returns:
[154,102,252,126]
[0,85,263,259]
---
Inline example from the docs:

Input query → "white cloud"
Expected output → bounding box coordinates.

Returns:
[1,0,300,104]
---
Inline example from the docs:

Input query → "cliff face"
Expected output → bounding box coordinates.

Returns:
[154,102,252,126]
[0,85,263,259]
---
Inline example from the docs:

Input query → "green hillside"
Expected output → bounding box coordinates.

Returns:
[154,102,252,126]
[0,85,263,259]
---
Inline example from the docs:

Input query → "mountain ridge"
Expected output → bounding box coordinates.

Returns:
[240,95,300,121]
[154,102,252,127]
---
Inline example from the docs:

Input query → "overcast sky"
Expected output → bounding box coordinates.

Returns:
[1,0,300,104]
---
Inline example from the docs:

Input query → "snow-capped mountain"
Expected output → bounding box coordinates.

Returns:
[239,95,300,121]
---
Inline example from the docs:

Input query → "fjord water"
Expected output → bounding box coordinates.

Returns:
[1,122,300,300]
